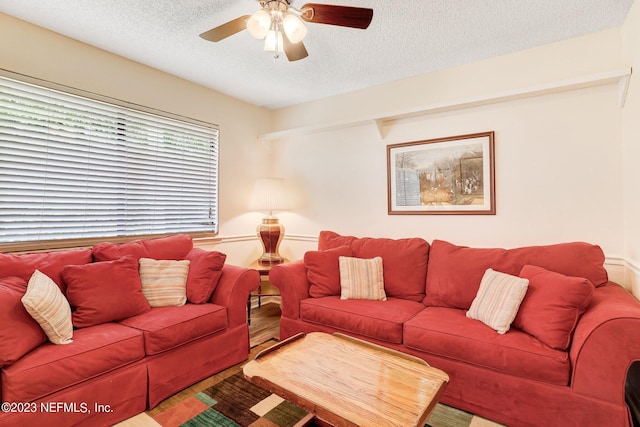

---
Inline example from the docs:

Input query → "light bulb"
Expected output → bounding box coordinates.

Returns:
[264,30,284,53]
[247,9,271,39]
[283,13,307,44]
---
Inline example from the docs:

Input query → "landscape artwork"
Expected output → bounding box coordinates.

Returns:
[387,132,495,215]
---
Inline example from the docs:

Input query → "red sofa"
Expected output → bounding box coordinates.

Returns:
[0,234,259,427]
[271,231,640,427]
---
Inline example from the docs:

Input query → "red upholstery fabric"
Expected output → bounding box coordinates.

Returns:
[146,324,250,407]
[304,246,353,297]
[316,231,430,301]
[63,257,151,328]
[119,304,227,355]
[318,230,358,250]
[412,348,631,427]
[269,260,309,319]
[404,307,570,385]
[185,248,226,304]
[570,283,640,403]
[351,237,430,301]
[300,296,424,343]
[424,240,608,309]
[0,363,148,427]
[514,265,594,350]
[91,234,193,262]
[0,276,47,367]
[1,322,144,403]
[0,249,92,292]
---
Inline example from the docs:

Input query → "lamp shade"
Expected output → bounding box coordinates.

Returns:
[247,9,271,39]
[250,178,289,215]
[264,30,284,53]
[283,13,307,43]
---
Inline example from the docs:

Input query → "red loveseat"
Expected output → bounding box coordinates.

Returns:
[0,234,259,427]
[271,231,640,427]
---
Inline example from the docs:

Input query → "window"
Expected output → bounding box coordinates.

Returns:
[0,72,219,250]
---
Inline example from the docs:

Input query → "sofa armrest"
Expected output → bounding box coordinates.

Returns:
[569,282,640,404]
[210,264,260,328]
[269,260,310,319]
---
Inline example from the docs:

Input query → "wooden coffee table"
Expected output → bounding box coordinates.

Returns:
[243,332,449,427]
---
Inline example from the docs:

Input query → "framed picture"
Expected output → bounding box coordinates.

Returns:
[387,131,495,215]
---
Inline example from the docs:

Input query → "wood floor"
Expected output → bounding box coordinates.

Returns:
[249,301,281,347]
[114,303,282,427]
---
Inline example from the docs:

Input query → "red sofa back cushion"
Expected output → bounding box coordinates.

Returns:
[0,249,93,293]
[318,231,430,302]
[91,234,193,262]
[424,240,608,310]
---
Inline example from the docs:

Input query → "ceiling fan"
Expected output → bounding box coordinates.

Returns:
[199,1,374,61]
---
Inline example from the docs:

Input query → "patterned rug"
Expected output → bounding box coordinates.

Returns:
[151,371,502,427]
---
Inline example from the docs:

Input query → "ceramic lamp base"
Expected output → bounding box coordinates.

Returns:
[257,217,284,264]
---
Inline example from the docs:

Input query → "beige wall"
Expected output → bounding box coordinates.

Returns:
[269,28,633,288]
[0,13,270,265]
[622,0,640,295]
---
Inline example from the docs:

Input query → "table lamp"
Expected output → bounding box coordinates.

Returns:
[250,177,289,264]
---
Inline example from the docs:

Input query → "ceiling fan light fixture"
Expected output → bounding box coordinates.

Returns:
[247,9,271,39]
[283,13,307,44]
[264,29,284,54]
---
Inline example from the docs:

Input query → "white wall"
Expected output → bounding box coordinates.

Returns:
[0,13,270,265]
[622,1,640,296]
[269,29,632,287]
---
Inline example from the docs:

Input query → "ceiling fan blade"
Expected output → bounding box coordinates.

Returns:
[199,15,250,42]
[300,3,373,29]
[283,36,309,61]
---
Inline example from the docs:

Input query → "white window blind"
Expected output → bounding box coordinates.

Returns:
[0,73,219,246]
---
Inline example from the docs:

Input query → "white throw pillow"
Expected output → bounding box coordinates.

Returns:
[339,256,386,301]
[466,268,529,334]
[139,258,190,307]
[21,270,73,344]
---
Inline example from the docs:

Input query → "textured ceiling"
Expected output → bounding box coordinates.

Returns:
[0,0,634,109]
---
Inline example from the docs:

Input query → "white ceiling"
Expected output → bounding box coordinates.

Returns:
[0,0,634,109]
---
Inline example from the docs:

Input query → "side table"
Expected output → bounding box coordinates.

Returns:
[247,259,286,325]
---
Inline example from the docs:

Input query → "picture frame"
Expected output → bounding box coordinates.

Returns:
[387,131,495,215]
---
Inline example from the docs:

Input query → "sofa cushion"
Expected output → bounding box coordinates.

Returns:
[63,257,151,328]
[0,249,92,293]
[91,234,193,262]
[300,296,424,344]
[404,307,571,385]
[139,258,190,307]
[318,231,430,302]
[318,230,358,250]
[424,240,609,310]
[0,276,47,367]
[339,256,386,301]
[22,270,74,345]
[467,269,529,334]
[513,265,594,350]
[1,322,144,403]
[185,248,226,304]
[119,304,227,355]
[305,246,353,298]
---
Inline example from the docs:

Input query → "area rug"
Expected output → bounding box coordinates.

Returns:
[151,371,502,427]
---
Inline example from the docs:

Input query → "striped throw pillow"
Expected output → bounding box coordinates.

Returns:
[466,268,529,334]
[21,270,73,345]
[339,256,387,301]
[139,258,190,307]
